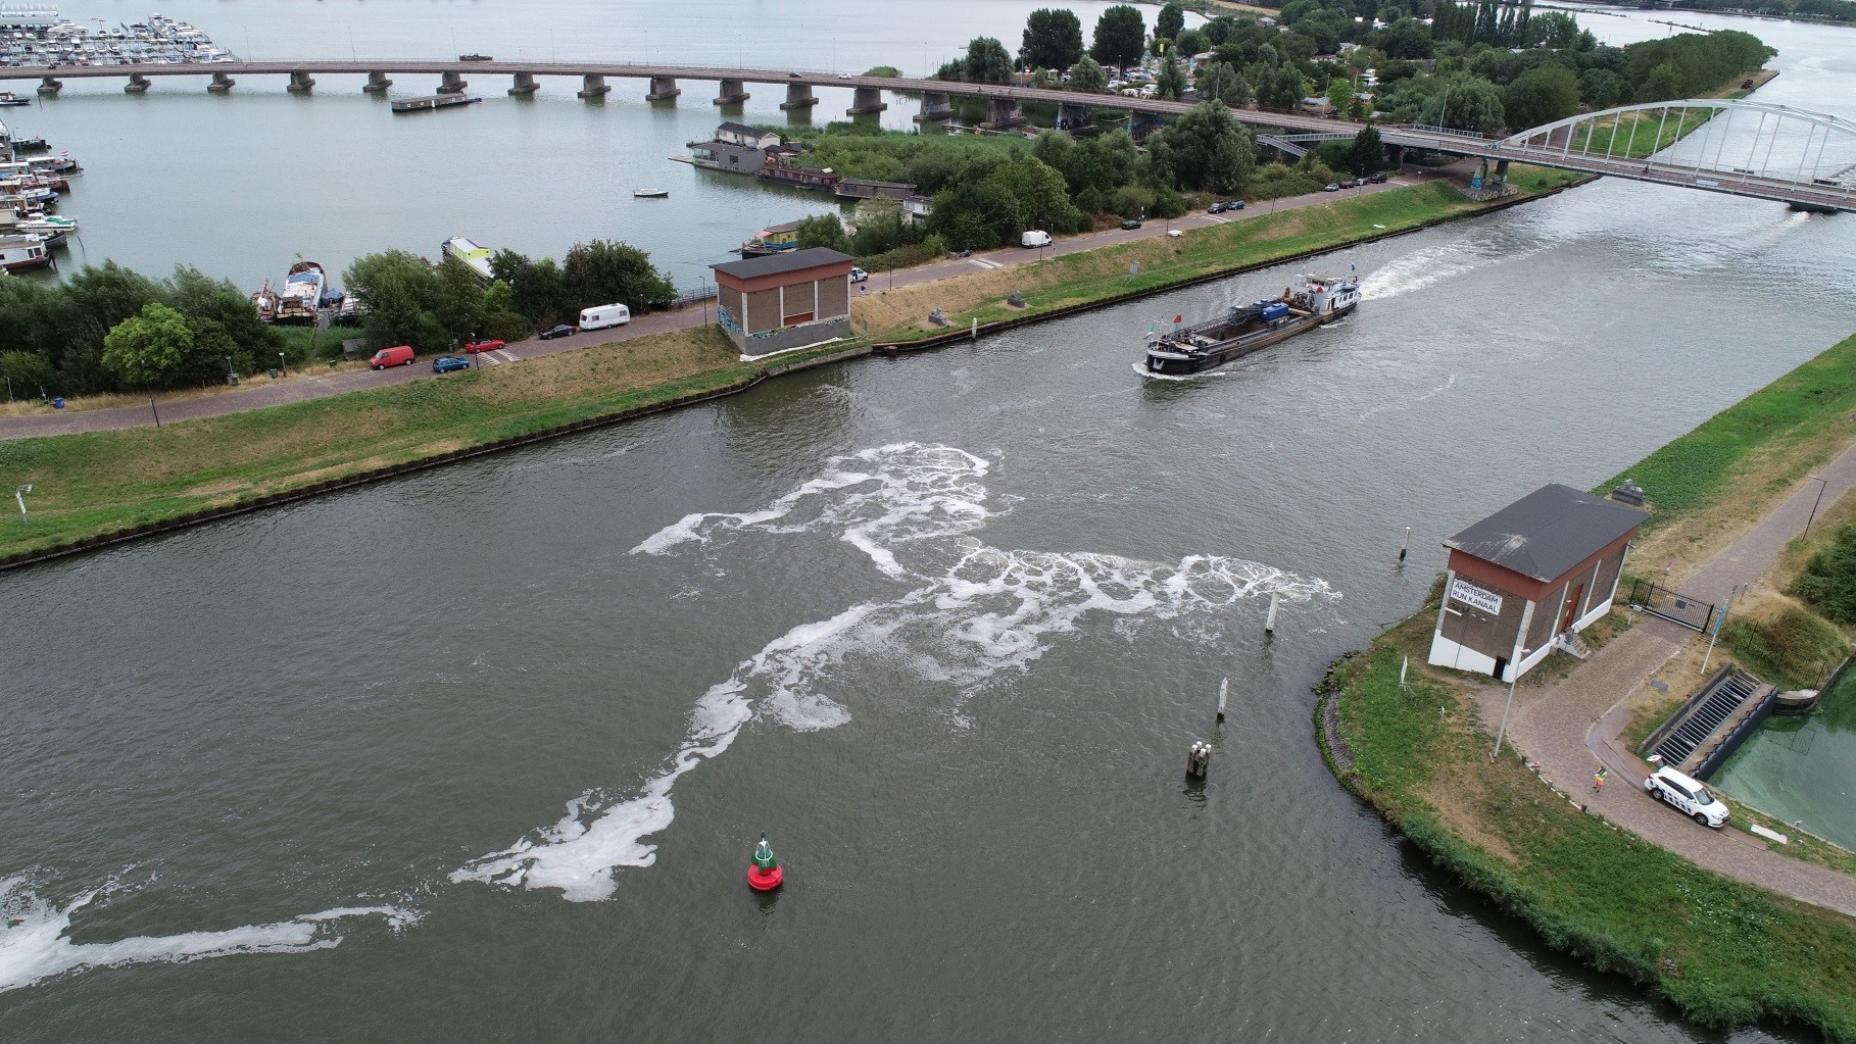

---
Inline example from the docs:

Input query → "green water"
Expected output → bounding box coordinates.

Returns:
[1713,668,1856,851]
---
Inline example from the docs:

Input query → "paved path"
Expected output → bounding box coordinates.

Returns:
[1486,441,1856,918]
[0,173,1435,441]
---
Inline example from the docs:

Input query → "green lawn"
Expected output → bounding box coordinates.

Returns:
[1331,645,1856,1041]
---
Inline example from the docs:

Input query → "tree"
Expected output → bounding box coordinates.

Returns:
[964,36,1014,84]
[1151,101,1254,193]
[1196,62,1251,106]
[166,265,281,358]
[346,250,449,352]
[1157,55,1188,100]
[1421,75,1505,133]
[1347,126,1384,175]
[1175,28,1210,58]
[1503,63,1580,131]
[1257,65,1305,109]
[1327,74,1354,113]
[101,303,193,389]
[1377,17,1434,60]
[561,240,676,313]
[1022,8,1084,72]
[1069,54,1109,92]
[1091,4,1146,72]
[436,256,486,341]
[1578,68,1626,110]
[1156,1,1186,40]
[794,214,851,252]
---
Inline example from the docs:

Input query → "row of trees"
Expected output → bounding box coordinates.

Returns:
[342,240,676,353]
[0,263,283,394]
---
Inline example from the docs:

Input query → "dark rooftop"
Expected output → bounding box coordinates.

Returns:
[717,121,770,138]
[1445,483,1647,583]
[712,247,855,280]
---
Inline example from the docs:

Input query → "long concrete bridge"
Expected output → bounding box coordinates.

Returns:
[6,61,1851,212]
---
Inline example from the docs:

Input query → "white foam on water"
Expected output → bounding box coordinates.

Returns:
[0,874,416,994]
[460,443,1335,902]
[1133,362,1238,382]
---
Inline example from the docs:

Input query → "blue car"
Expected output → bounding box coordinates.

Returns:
[433,354,471,374]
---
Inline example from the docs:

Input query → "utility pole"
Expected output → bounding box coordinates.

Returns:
[1491,646,1532,760]
[1701,584,1744,674]
[1803,475,1829,538]
[14,483,31,522]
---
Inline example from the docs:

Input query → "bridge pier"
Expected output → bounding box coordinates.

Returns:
[847,86,885,116]
[1387,144,1405,167]
[780,82,817,111]
[645,75,680,102]
[508,72,538,97]
[287,70,315,94]
[577,74,611,100]
[1493,158,1510,186]
[438,70,467,95]
[914,91,953,123]
[1057,102,1091,131]
[207,71,234,93]
[362,71,392,94]
[36,76,61,96]
[713,78,749,105]
[124,74,151,94]
[984,97,1024,129]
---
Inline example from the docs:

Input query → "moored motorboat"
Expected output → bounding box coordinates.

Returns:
[0,233,52,271]
[633,188,670,198]
[1141,273,1360,377]
[272,261,325,323]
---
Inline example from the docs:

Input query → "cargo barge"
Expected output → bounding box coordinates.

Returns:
[1141,274,1360,377]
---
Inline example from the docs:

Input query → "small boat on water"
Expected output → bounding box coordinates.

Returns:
[390,94,481,114]
[0,92,31,107]
[7,214,75,246]
[633,188,670,198]
[1141,273,1360,377]
[9,137,48,153]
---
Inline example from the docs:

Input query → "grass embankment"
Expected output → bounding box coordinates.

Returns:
[0,326,766,558]
[1329,646,1856,1040]
[860,169,1582,340]
[1327,330,1856,1039]
[0,172,1582,562]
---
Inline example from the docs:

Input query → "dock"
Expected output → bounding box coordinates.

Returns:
[390,94,481,114]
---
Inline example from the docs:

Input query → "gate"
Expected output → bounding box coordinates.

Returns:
[1627,578,1717,632]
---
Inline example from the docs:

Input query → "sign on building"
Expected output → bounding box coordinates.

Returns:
[1449,576,1503,615]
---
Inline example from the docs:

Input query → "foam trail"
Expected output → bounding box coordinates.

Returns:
[461,444,1335,901]
[0,875,416,994]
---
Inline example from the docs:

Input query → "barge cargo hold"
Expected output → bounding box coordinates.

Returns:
[391,94,482,114]
[1142,274,1360,377]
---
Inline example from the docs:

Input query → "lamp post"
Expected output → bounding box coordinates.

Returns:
[225,355,236,385]
[14,483,31,522]
[1803,475,1829,538]
[1491,647,1532,760]
[277,351,286,376]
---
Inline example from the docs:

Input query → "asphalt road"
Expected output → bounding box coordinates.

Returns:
[0,170,1439,441]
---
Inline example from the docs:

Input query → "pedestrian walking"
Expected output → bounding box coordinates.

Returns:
[1592,767,1608,794]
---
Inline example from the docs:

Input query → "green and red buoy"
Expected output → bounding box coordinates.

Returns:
[747,833,783,892]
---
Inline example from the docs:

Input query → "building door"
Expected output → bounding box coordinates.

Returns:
[1560,584,1584,632]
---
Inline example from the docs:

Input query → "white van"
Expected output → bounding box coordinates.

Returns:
[1021,230,1052,248]
[578,304,631,331]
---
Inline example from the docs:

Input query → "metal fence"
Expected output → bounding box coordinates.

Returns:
[671,285,719,309]
[1628,578,1717,633]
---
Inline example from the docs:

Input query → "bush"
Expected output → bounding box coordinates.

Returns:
[1722,606,1848,689]
[1791,525,1856,625]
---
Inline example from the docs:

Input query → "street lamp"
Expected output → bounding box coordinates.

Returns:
[1803,475,1829,537]
[1491,647,1532,760]
[277,351,286,376]
[225,355,236,385]
[14,483,31,522]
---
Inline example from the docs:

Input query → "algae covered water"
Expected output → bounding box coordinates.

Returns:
[1714,673,1856,851]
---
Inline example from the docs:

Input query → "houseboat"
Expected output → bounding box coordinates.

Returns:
[441,236,495,282]
[390,94,481,114]
[1141,274,1360,377]
[757,144,840,191]
[688,121,783,174]
[739,218,804,257]
[0,232,51,271]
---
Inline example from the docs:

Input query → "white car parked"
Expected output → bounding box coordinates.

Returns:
[1644,766,1729,828]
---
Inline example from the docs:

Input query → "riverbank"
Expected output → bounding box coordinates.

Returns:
[0,167,1587,567]
[1320,330,1856,1042]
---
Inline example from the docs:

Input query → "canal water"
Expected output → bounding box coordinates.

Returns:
[3,6,1856,1042]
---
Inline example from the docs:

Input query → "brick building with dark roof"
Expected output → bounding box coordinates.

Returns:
[711,247,855,357]
[1427,483,1648,682]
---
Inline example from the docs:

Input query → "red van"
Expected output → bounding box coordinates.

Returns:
[370,345,416,369]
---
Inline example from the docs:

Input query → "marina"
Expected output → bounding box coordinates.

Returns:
[0,7,232,67]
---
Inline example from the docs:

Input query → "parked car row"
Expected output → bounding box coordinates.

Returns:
[1207,200,1246,213]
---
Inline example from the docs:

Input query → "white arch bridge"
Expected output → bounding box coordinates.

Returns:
[1,61,1850,212]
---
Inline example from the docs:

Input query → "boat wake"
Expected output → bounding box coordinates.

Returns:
[0,873,419,995]
[453,443,1335,901]
[1132,362,1236,382]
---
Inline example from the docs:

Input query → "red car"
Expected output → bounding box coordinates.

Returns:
[463,339,506,354]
